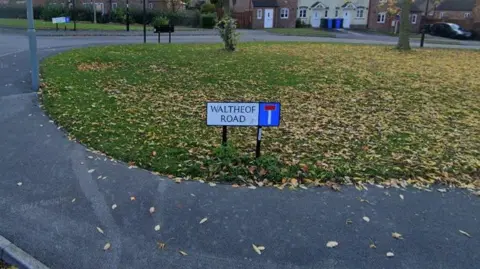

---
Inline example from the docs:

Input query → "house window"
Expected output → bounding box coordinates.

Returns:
[335,9,338,17]
[257,9,262,19]
[112,2,117,10]
[464,12,472,18]
[299,7,307,18]
[440,12,445,18]
[324,10,328,17]
[148,3,153,9]
[411,14,417,24]
[280,8,289,19]
[356,8,364,18]
[377,12,386,23]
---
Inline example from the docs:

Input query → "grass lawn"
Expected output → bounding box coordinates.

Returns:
[266,28,335,37]
[41,43,480,187]
[0,18,198,31]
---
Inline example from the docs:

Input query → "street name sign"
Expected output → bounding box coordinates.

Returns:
[206,102,281,127]
[52,17,70,24]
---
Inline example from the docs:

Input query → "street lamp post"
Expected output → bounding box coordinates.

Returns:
[420,0,430,48]
[26,0,39,91]
[126,0,130,31]
[143,0,147,43]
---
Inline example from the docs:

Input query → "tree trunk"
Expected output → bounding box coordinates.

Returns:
[397,0,412,50]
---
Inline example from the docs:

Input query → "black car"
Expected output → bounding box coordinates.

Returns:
[429,23,473,39]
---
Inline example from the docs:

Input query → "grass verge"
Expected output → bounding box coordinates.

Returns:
[0,261,16,269]
[41,43,480,187]
[266,28,336,37]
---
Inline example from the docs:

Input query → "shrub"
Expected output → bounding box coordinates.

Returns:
[0,6,28,19]
[200,3,215,14]
[215,16,239,51]
[40,5,68,21]
[110,8,125,24]
[200,13,216,28]
[153,16,169,28]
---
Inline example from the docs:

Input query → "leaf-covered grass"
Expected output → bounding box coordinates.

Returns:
[41,43,480,186]
[0,261,16,269]
[266,28,335,37]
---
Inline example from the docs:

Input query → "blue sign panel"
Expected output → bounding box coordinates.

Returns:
[258,102,281,127]
[65,17,71,23]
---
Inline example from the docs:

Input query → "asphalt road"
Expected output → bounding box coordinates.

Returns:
[0,32,479,269]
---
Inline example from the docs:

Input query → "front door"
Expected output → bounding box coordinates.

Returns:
[264,9,274,28]
[343,11,351,28]
[311,11,321,28]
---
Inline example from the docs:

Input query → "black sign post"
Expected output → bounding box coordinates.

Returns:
[255,127,262,158]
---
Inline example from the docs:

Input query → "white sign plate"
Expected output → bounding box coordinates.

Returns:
[207,102,259,126]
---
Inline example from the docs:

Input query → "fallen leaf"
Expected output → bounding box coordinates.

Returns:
[209,182,216,187]
[437,188,447,193]
[175,177,182,183]
[252,244,262,255]
[331,184,341,192]
[459,230,471,238]
[290,178,298,187]
[363,216,370,223]
[299,184,308,190]
[71,198,76,203]
[369,243,377,249]
[386,251,394,257]
[248,185,257,190]
[88,169,95,173]
[392,232,403,239]
[345,219,353,225]
[103,242,111,251]
[259,168,267,176]
[154,225,161,231]
[199,217,208,224]
[326,241,338,248]
[399,194,404,200]
[179,250,188,256]
[96,227,104,234]
[149,207,155,214]
[257,246,265,251]
[130,196,136,201]
[473,191,480,196]
[157,242,166,249]
[111,204,117,210]
[232,184,240,188]
[17,182,22,186]
[152,151,157,156]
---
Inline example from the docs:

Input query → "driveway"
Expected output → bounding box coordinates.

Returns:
[0,32,479,269]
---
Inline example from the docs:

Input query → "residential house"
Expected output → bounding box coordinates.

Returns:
[33,0,184,14]
[296,0,370,29]
[434,0,475,20]
[367,0,426,33]
[232,0,298,28]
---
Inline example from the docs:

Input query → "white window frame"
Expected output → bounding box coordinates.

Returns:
[112,2,117,10]
[335,9,339,17]
[440,12,445,18]
[324,10,328,17]
[257,9,262,19]
[464,12,471,18]
[299,7,307,18]
[280,8,289,19]
[377,12,386,23]
[356,8,364,18]
[411,14,417,24]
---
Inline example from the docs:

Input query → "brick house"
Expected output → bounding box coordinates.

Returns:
[33,0,183,14]
[433,0,475,20]
[473,0,480,32]
[367,0,426,33]
[232,0,298,28]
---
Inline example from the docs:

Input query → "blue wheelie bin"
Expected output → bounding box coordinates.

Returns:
[335,18,342,29]
[327,19,333,29]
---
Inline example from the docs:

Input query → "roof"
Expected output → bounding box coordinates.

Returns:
[311,1,327,9]
[252,0,278,7]
[436,0,475,11]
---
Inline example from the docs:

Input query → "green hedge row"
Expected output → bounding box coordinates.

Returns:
[0,5,203,27]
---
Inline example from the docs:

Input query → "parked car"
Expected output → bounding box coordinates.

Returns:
[429,23,473,39]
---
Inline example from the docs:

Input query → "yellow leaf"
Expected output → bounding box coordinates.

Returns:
[363,216,370,223]
[175,177,182,183]
[399,194,404,200]
[199,217,208,224]
[326,241,338,248]
[149,207,155,214]
[386,251,394,257]
[103,242,111,251]
[130,196,136,201]
[392,232,403,239]
[290,178,298,187]
[252,244,262,255]
[157,242,166,249]
[257,246,265,251]
[369,243,377,249]
[154,225,161,231]
[96,227,104,234]
[459,230,471,238]
[179,250,188,256]
[111,204,117,210]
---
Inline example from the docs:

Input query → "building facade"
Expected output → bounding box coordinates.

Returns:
[433,0,475,20]
[367,0,424,33]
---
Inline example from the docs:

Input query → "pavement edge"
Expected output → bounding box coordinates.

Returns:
[0,235,49,269]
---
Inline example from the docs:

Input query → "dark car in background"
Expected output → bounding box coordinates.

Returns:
[428,23,473,40]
